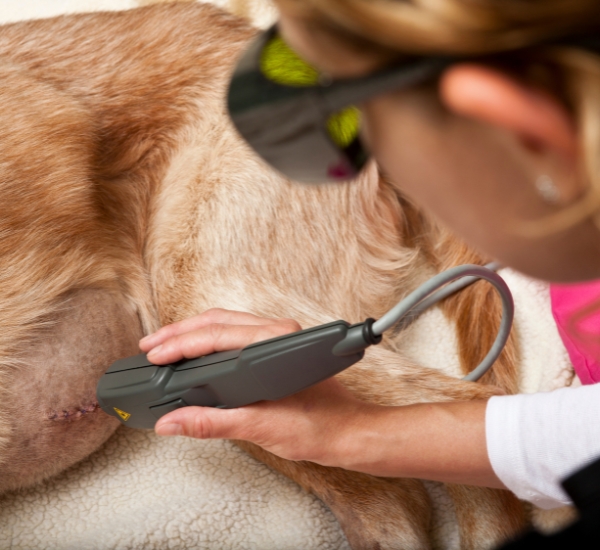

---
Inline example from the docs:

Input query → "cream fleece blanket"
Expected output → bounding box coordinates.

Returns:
[0,2,575,548]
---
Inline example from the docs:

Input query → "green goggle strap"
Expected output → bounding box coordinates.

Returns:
[259,34,362,148]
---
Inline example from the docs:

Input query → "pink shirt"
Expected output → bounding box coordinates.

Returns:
[486,278,600,509]
[550,280,600,385]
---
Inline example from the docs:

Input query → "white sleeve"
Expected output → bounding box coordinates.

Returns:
[486,384,600,509]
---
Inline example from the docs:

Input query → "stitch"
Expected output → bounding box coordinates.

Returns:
[46,402,100,422]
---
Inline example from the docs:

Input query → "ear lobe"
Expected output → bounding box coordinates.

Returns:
[439,64,578,161]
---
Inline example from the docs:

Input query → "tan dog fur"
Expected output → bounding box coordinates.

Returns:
[0,3,527,548]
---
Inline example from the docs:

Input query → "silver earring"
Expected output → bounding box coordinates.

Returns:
[535,175,560,204]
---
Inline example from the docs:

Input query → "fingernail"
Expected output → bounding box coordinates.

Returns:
[147,344,162,359]
[156,422,182,437]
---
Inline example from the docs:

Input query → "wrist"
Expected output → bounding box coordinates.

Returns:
[329,401,401,473]
[327,399,505,488]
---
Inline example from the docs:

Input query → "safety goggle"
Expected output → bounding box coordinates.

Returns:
[227,27,600,185]
[227,25,450,184]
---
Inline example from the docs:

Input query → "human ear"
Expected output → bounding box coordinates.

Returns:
[439,64,583,204]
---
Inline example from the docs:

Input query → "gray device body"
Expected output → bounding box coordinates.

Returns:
[97,320,377,429]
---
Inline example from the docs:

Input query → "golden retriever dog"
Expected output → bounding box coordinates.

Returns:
[0,3,529,548]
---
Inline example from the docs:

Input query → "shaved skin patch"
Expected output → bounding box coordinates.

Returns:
[0,288,144,494]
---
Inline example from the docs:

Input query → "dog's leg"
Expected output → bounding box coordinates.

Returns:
[0,288,143,494]
[235,440,432,550]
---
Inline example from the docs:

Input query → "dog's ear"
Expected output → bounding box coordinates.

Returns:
[0,288,143,495]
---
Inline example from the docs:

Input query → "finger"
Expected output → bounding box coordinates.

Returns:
[155,405,248,439]
[146,322,298,364]
[140,309,277,351]
[139,308,280,351]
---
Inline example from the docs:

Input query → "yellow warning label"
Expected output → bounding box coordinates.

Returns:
[114,407,131,422]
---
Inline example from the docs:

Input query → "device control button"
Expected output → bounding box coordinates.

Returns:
[149,398,187,419]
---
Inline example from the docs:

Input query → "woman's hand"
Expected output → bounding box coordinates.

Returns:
[139,309,503,487]
[138,309,370,465]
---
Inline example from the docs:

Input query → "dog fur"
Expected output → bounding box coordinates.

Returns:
[0,3,528,548]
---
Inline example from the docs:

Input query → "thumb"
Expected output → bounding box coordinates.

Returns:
[155,406,245,439]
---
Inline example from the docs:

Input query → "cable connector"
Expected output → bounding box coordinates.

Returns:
[332,318,382,357]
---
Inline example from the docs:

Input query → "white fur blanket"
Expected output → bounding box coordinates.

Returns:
[0,2,575,548]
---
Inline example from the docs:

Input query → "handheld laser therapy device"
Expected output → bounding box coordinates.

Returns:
[97,264,513,429]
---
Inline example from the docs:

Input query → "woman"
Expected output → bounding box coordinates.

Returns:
[140,0,600,511]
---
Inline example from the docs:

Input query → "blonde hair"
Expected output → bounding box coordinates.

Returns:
[276,0,600,237]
